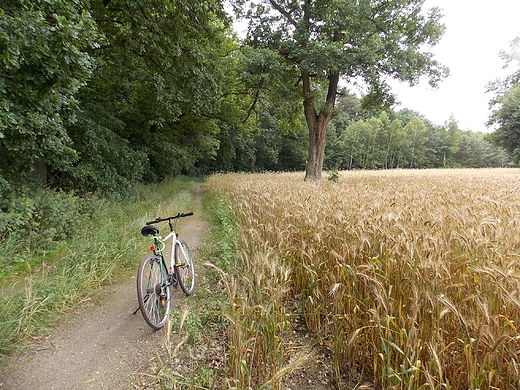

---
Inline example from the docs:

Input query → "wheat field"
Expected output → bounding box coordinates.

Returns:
[206,168,520,390]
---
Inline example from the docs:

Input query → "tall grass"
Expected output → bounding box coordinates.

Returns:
[206,169,520,389]
[0,178,195,356]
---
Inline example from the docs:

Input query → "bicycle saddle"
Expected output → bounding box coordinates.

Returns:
[141,225,159,237]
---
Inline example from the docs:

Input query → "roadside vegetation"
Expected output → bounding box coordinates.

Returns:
[150,189,239,389]
[0,179,195,356]
[203,168,520,390]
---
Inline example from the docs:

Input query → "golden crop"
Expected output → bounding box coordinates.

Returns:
[207,168,520,390]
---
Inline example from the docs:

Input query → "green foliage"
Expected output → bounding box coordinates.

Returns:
[456,131,512,167]
[64,106,147,197]
[0,187,93,248]
[488,83,520,164]
[233,0,449,178]
[0,0,98,181]
[487,37,520,165]
[203,193,239,270]
[242,0,448,87]
[205,45,307,173]
[1,0,239,195]
[487,37,520,101]
[324,108,512,170]
[77,0,232,183]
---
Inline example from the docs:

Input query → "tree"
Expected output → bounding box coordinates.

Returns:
[487,37,520,165]
[403,116,427,168]
[64,0,233,192]
[1,0,235,195]
[0,0,98,185]
[235,0,448,179]
[207,45,306,173]
[455,131,512,168]
[487,83,520,164]
[487,37,520,164]
[442,117,462,167]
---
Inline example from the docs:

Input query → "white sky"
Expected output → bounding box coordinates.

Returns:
[389,1,520,133]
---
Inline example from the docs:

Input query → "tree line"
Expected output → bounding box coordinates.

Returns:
[0,0,517,203]
[206,91,513,174]
[325,105,512,171]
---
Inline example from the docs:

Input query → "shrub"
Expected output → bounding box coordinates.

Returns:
[0,187,93,248]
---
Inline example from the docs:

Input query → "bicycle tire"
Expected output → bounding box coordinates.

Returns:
[137,254,171,329]
[174,240,195,295]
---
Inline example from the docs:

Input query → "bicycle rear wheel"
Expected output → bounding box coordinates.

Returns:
[174,240,195,295]
[137,254,171,329]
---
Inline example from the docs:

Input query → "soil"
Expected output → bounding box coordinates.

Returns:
[0,186,209,390]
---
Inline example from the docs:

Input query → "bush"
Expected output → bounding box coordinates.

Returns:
[0,187,94,248]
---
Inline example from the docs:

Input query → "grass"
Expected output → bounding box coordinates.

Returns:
[152,188,237,390]
[205,168,520,390]
[0,178,196,357]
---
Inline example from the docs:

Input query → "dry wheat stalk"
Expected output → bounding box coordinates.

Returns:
[207,168,520,389]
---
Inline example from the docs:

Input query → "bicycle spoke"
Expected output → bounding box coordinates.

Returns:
[137,255,171,329]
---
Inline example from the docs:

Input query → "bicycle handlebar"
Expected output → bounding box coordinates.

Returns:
[145,212,194,225]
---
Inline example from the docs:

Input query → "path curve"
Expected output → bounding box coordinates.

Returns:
[0,186,207,390]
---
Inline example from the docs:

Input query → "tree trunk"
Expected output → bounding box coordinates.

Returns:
[34,158,48,185]
[305,115,328,180]
[303,71,340,180]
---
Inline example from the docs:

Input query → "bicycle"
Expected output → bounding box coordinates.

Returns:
[135,212,195,330]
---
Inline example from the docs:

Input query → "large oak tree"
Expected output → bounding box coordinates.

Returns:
[235,0,449,179]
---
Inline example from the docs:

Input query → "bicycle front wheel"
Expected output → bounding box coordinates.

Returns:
[174,240,195,295]
[137,255,171,330]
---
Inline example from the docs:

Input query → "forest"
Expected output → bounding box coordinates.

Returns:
[1,0,519,238]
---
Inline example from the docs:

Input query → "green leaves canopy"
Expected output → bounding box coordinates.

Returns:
[233,0,449,179]
[487,37,520,164]
[0,0,98,180]
[241,0,449,105]
[488,83,520,164]
[68,0,231,191]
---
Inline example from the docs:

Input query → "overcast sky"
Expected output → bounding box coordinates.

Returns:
[389,0,520,133]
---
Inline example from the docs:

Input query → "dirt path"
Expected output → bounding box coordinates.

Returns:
[0,186,208,390]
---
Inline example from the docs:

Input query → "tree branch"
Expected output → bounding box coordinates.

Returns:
[81,42,126,53]
[268,0,297,26]
[302,71,318,127]
[364,15,388,34]
[243,90,259,123]
[129,48,166,72]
